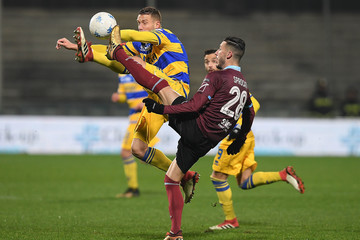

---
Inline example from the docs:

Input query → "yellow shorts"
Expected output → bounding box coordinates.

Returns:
[212,131,257,176]
[133,63,190,144]
[122,112,159,150]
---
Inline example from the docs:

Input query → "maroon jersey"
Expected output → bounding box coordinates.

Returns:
[163,67,254,143]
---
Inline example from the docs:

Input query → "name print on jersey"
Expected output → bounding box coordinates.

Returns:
[234,76,247,88]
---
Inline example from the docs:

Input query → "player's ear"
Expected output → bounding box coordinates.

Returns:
[226,50,233,59]
[155,21,161,29]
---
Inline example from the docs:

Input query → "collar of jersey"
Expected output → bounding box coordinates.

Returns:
[224,65,241,72]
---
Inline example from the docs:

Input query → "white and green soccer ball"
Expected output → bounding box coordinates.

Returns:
[89,12,117,39]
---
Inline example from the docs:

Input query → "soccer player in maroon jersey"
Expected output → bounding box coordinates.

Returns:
[106,25,255,240]
[203,50,305,231]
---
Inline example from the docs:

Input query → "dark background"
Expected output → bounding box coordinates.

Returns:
[1,0,359,117]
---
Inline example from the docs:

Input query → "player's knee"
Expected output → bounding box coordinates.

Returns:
[131,140,148,160]
[131,146,145,160]
[211,171,228,180]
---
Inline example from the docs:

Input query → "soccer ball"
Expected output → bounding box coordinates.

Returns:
[89,12,117,39]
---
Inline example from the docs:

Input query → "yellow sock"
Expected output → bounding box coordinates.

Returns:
[123,156,138,189]
[141,147,171,172]
[91,45,127,73]
[240,172,282,190]
[211,177,236,220]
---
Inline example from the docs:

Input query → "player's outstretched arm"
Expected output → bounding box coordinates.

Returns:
[121,30,159,45]
[56,38,78,50]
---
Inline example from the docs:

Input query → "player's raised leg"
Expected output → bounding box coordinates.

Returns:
[280,166,305,193]
[106,25,170,94]
[73,26,127,74]
[73,27,93,62]
[238,166,305,194]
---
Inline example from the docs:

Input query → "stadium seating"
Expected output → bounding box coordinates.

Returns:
[2,9,359,116]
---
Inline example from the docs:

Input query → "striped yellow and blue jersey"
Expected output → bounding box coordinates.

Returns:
[121,28,190,85]
[116,74,148,115]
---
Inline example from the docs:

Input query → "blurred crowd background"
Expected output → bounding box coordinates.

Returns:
[0,0,359,117]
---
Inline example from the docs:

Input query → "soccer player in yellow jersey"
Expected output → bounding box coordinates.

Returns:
[56,7,198,202]
[111,74,159,198]
[203,49,305,231]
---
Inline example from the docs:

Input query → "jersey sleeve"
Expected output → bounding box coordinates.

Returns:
[235,93,259,126]
[120,29,160,45]
[163,73,218,114]
[237,94,255,139]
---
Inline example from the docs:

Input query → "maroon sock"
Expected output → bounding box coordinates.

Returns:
[164,174,183,234]
[113,46,169,93]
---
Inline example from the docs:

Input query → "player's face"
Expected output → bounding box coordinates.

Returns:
[215,41,228,69]
[204,53,218,73]
[137,14,161,31]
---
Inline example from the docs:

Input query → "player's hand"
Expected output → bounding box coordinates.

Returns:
[56,38,78,50]
[228,125,241,140]
[143,98,164,114]
[226,137,246,155]
[111,93,119,103]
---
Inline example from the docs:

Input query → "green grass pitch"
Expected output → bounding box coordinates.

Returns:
[0,154,359,240]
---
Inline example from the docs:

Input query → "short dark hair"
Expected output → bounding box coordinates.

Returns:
[204,49,217,56]
[139,7,162,23]
[224,37,245,60]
